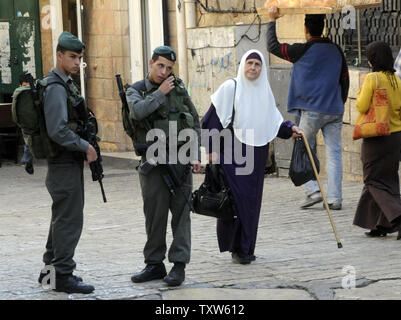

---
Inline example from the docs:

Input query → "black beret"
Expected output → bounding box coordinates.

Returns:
[154,46,176,62]
[58,31,85,52]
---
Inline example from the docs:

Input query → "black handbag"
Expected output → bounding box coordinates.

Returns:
[191,164,236,220]
[192,79,237,220]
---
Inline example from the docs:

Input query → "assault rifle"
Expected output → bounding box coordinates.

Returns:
[77,98,107,203]
[86,112,107,203]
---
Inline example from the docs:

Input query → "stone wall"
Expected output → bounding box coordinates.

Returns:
[83,0,132,152]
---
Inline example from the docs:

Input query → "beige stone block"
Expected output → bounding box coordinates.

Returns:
[168,13,178,35]
[167,0,176,10]
[210,27,235,48]
[342,151,351,174]
[359,70,369,87]
[87,78,114,100]
[112,0,128,11]
[343,99,351,124]
[269,54,291,66]
[350,151,363,176]
[85,36,98,57]
[350,99,360,125]
[317,130,324,146]
[114,11,130,35]
[95,100,119,122]
[96,35,113,58]
[187,28,211,49]
[111,37,123,57]
[115,121,127,145]
[276,15,305,39]
[99,141,119,152]
[343,172,363,183]
[112,57,131,85]
[348,68,361,99]
[89,11,115,35]
[99,120,117,142]
[87,58,114,78]
[342,124,361,153]
[94,0,113,10]
[111,36,130,57]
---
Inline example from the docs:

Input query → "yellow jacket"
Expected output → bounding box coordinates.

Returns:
[356,71,401,133]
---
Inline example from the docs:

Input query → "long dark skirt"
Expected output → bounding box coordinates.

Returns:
[353,132,401,233]
[201,105,293,257]
[216,144,269,256]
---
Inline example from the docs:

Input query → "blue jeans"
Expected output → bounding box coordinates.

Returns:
[296,110,343,204]
[21,144,33,164]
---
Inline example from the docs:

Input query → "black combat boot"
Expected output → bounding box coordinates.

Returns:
[131,263,167,283]
[54,274,94,294]
[163,263,186,287]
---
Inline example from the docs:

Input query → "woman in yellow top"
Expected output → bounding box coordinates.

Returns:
[353,41,401,239]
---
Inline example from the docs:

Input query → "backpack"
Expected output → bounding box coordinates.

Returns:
[121,80,153,156]
[11,76,67,159]
[121,81,145,146]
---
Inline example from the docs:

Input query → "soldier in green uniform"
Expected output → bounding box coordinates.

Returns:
[127,46,201,287]
[38,32,97,294]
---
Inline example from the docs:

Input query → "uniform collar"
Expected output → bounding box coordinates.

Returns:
[145,73,164,91]
[51,67,72,83]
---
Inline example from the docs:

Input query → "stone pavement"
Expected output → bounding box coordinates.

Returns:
[1,154,401,301]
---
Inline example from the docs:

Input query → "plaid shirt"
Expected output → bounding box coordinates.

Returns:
[395,48,401,79]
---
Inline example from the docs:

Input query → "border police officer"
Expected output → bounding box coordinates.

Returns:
[127,46,201,287]
[38,31,97,294]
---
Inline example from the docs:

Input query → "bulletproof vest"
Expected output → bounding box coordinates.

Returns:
[45,72,88,158]
[132,78,195,148]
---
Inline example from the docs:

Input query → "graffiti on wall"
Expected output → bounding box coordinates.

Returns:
[210,51,233,75]
[187,26,238,114]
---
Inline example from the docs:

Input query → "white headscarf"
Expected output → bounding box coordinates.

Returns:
[210,49,283,146]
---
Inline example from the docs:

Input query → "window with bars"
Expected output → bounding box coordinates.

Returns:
[326,0,401,67]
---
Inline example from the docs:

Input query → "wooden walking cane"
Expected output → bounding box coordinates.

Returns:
[301,133,343,249]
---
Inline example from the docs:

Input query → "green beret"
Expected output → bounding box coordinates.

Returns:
[154,46,176,62]
[58,31,85,52]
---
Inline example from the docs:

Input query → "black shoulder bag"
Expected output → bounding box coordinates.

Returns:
[191,79,237,220]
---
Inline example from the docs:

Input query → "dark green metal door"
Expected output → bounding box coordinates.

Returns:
[0,0,43,102]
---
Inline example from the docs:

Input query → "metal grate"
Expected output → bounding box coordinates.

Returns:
[326,0,401,67]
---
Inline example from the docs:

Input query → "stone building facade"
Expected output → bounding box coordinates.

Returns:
[3,0,398,181]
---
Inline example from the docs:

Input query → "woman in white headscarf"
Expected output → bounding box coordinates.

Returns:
[201,49,302,264]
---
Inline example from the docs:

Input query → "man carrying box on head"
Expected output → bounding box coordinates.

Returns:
[267,7,349,211]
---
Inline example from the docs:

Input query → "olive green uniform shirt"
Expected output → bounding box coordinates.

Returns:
[126,77,201,160]
[43,68,89,153]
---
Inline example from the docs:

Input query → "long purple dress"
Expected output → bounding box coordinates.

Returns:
[201,105,294,257]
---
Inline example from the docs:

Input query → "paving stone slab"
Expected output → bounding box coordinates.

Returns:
[334,280,401,300]
[162,288,314,300]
